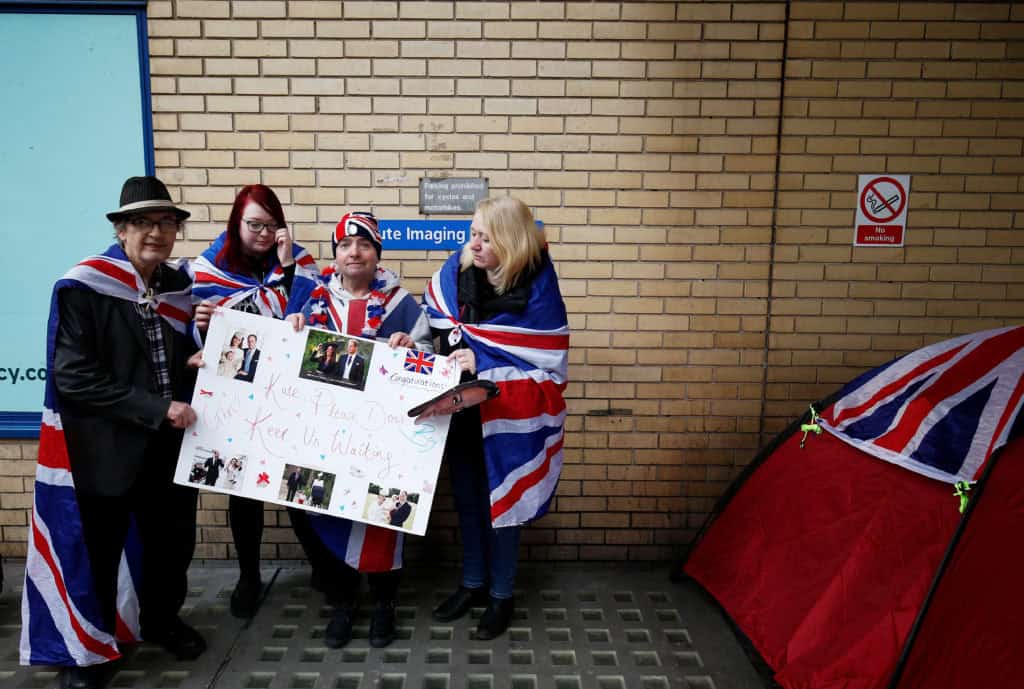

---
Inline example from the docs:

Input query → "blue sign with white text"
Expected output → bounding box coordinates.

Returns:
[380,219,545,251]
[379,220,470,250]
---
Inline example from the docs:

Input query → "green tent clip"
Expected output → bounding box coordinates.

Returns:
[953,481,974,514]
[799,404,822,449]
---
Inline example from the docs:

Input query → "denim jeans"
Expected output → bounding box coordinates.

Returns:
[448,423,521,600]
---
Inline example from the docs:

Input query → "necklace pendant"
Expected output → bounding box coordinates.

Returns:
[448,327,462,346]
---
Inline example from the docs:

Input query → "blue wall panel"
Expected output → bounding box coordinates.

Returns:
[0,7,150,433]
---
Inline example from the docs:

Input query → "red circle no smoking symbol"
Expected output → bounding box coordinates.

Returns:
[859,176,906,224]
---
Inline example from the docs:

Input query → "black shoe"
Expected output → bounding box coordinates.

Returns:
[60,665,105,689]
[325,605,355,649]
[146,618,206,660]
[369,601,397,648]
[475,596,514,640]
[230,575,263,618]
[431,586,488,623]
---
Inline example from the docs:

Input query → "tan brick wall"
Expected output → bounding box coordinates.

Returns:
[2,1,1022,564]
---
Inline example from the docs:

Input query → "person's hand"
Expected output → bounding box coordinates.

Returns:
[194,301,216,334]
[286,313,305,332]
[388,331,415,349]
[166,401,197,429]
[187,351,204,369]
[276,227,294,267]
[451,348,476,375]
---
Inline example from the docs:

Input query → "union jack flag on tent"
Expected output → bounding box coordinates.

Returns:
[190,231,318,327]
[21,245,192,666]
[819,325,1024,484]
[424,252,569,527]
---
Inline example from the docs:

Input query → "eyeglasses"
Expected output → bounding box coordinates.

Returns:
[128,216,180,232]
[243,219,280,234]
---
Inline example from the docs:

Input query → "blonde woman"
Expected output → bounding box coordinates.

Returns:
[424,197,570,640]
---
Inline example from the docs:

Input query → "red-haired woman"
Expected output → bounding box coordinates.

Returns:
[191,184,327,617]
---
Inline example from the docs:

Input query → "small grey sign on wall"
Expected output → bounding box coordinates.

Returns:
[419,177,488,215]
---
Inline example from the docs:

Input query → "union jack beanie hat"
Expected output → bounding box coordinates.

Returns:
[333,211,382,257]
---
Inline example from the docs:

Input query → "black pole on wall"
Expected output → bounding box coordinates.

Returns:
[756,0,792,448]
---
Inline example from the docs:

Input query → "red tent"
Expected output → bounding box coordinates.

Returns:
[682,326,1024,689]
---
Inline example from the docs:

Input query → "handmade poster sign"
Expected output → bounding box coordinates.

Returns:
[174,309,460,536]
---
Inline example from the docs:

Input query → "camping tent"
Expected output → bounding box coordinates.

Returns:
[681,325,1024,689]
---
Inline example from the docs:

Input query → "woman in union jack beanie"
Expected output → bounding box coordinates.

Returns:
[285,211,432,649]
[424,196,569,640]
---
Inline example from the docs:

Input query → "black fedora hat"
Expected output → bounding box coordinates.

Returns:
[106,176,190,222]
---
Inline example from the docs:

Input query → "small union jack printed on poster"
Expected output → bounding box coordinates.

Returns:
[174,309,461,536]
[404,350,435,375]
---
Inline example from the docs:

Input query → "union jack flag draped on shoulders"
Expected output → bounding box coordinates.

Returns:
[21,244,192,666]
[190,231,318,325]
[424,252,570,528]
[819,325,1024,484]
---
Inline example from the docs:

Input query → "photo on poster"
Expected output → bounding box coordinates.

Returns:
[187,448,248,492]
[299,329,374,391]
[218,329,263,383]
[362,484,419,531]
[279,464,336,510]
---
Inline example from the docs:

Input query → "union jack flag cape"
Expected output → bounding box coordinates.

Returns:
[21,244,193,666]
[424,252,569,527]
[190,231,318,326]
[819,325,1024,484]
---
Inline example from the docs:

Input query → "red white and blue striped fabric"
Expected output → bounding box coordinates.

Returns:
[191,231,318,320]
[819,325,1024,484]
[310,516,404,572]
[21,244,192,666]
[424,252,569,527]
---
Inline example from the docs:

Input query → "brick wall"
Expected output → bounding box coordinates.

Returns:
[2,1,1021,564]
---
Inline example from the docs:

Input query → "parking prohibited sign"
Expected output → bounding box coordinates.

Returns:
[854,174,910,247]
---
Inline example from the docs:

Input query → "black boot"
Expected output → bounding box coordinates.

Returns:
[432,586,489,623]
[476,596,514,640]
[325,605,355,649]
[369,600,397,648]
[230,575,264,618]
[145,617,207,660]
[60,665,106,689]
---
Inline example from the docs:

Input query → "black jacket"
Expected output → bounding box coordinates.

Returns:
[54,265,197,496]
[343,353,366,384]
[235,347,260,382]
[389,500,412,527]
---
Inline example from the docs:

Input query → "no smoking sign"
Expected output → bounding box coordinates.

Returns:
[854,174,910,247]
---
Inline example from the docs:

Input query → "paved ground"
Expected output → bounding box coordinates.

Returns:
[0,560,765,689]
